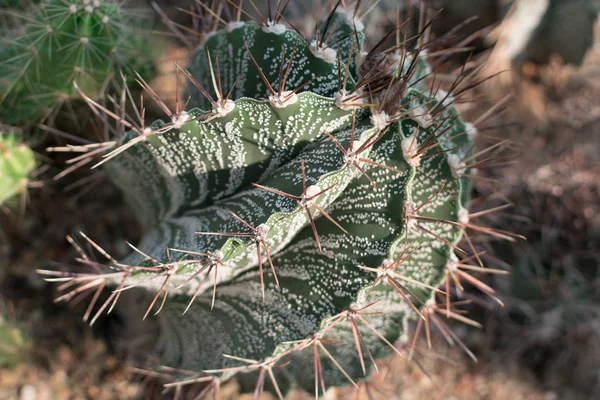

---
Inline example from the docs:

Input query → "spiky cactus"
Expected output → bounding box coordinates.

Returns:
[41,2,516,397]
[0,131,35,206]
[0,0,156,124]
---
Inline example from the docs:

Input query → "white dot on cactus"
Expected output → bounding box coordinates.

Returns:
[458,207,470,225]
[268,91,298,108]
[309,41,336,64]
[79,36,89,44]
[101,15,109,24]
[261,21,286,35]
[46,25,53,33]
[401,133,421,167]
[212,250,224,261]
[85,5,94,13]
[370,111,390,131]
[93,0,102,6]
[408,104,433,129]
[69,4,78,13]
[226,21,245,32]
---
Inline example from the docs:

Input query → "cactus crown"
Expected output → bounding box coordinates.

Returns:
[41,1,518,396]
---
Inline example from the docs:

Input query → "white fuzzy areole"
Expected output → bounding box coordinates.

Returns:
[436,89,454,108]
[310,41,336,64]
[447,153,465,178]
[227,21,245,32]
[408,104,433,129]
[445,252,459,272]
[401,133,421,167]
[458,206,470,225]
[269,91,298,108]
[465,122,478,141]
[403,200,418,231]
[335,9,365,32]
[262,22,286,35]
[355,50,368,70]
[334,90,362,110]
[305,185,321,198]
[214,99,236,117]
[370,111,390,131]
[172,111,190,128]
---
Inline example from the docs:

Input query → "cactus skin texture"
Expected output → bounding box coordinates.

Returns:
[0,132,35,206]
[0,0,155,124]
[42,3,510,397]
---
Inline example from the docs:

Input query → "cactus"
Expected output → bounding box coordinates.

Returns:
[0,131,35,207]
[40,1,518,396]
[0,0,156,124]
[0,310,31,369]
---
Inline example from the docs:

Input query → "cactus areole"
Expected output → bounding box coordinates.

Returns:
[42,2,511,396]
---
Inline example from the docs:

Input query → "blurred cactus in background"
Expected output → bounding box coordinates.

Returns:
[0,131,35,207]
[0,0,157,125]
[0,307,31,369]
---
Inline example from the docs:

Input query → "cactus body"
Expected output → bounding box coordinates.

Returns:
[0,0,155,124]
[46,4,496,396]
[0,132,34,206]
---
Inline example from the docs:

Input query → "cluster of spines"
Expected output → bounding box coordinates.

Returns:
[38,0,522,398]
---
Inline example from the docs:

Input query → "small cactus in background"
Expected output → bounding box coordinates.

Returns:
[0,310,31,369]
[0,0,156,125]
[0,131,35,207]
[40,1,519,396]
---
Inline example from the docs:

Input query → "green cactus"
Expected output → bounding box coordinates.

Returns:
[41,2,514,396]
[0,131,35,206]
[0,0,156,124]
[0,311,31,369]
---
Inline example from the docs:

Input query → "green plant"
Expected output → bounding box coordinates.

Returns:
[0,0,156,125]
[0,310,31,369]
[0,131,35,207]
[40,1,517,397]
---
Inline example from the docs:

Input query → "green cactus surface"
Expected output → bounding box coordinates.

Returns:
[0,0,156,124]
[42,2,505,397]
[0,131,35,206]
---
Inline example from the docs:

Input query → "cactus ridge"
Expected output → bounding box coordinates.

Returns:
[39,1,520,396]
